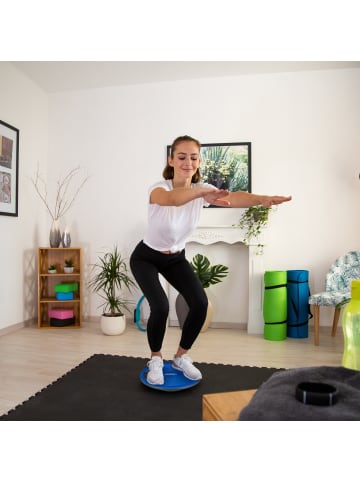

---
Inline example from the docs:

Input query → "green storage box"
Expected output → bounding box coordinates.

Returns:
[54,282,78,293]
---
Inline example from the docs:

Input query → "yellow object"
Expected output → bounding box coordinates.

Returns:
[342,280,360,370]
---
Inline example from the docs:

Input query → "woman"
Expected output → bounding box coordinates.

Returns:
[130,135,291,385]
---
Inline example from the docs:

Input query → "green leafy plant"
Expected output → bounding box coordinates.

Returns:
[48,265,56,271]
[88,246,136,316]
[190,253,229,288]
[65,259,73,268]
[235,205,272,253]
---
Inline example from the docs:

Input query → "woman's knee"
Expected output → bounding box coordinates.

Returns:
[198,294,208,317]
[149,296,169,321]
[187,292,208,318]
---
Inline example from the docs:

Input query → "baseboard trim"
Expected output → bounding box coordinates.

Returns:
[168,319,246,330]
[209,322,247,330]
[0,318,36,336]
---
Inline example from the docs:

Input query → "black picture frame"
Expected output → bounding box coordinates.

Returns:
[0,120,19,216]
[167,141,251,196]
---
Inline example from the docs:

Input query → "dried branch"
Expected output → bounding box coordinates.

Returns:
[31,165,90,221]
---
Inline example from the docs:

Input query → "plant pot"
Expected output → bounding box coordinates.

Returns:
[64,267,74,273]
[100,313,126,335]
[48,269,57,274]
[175,293,213,333]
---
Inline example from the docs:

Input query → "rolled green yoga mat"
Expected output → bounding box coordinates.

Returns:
[263,270,287,341]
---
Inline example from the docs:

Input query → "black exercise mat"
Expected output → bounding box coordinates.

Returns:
[0,354,281,421]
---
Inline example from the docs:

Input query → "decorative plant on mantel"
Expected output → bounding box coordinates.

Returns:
[235,205,272,254]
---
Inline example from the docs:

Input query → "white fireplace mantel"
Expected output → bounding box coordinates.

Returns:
[187,225,248,245]
[186,226,264,334]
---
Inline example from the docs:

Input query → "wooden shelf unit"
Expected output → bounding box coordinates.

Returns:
[37,247,82,329]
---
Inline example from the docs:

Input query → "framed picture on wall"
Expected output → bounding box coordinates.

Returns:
[167,142,251,203]
[0,120,19,217]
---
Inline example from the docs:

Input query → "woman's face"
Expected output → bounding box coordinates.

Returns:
[168,141,200,181]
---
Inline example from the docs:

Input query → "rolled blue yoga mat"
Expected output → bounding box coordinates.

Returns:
[286,270,309,338]
[263,270,287,341]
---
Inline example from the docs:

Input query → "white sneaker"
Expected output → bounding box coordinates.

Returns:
[147,356,164,385]
[172,354,202,381]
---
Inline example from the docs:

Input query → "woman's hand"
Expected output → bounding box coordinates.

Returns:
[261,195,292,207]
[202,189,231,206]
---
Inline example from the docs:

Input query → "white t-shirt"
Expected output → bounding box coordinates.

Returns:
[143,180,213,252]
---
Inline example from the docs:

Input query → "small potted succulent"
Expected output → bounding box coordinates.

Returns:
[48,265,57,274]
[64,259,74,274]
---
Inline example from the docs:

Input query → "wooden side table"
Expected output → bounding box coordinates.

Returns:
[202,389,256,421]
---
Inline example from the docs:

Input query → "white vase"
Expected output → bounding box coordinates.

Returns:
[49,219,61,248]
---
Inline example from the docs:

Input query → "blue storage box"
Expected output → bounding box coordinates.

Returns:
[55,292,74,301]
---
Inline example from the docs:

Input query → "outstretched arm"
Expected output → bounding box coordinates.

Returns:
[223,191,292,208]
[150,185,230,207]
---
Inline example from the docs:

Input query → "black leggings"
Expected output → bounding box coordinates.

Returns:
[130,241,208,353]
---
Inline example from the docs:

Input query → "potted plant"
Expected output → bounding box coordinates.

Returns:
[48,265,57,274]
[64,259,74,273]
[235,205,272,254]
[175,253,229,332]
[88,246,136,335]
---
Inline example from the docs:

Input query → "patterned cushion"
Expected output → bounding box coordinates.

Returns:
[309,251,360,306]
[309,290,350,306]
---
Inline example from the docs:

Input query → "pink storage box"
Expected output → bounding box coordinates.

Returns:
[48,308,74,320]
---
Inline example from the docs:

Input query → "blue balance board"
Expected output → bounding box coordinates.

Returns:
[140,361,201,392]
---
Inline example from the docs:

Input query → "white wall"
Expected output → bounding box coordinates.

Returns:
[1,64,359,330]
[46,67,360,326]
[0,62,48,330]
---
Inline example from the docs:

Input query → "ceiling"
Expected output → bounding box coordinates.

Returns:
[11,61,360,93]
